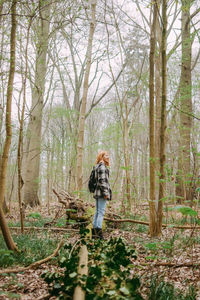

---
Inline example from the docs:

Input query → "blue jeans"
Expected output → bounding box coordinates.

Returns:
[93,197,107,229]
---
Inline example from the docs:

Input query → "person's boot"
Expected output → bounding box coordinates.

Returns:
[92,228,98,239]
[96,228,104,240]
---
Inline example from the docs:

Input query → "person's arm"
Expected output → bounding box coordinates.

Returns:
[97,164,109,199]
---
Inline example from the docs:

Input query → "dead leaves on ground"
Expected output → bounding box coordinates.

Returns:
[1,205,200,299]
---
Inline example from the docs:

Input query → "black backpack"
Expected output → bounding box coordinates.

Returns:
[88,166,97,193]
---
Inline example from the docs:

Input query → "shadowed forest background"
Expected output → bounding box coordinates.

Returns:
[0,0,200,299]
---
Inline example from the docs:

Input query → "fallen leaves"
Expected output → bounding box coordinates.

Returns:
[1,205,200,299]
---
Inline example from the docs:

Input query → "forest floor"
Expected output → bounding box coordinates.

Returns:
[0,202,200,299]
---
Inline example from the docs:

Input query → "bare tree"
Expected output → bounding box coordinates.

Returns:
[76,0,97,192]
[17,13,33,232]
[0,0,18,251]
[157,0,167,235]
[149,0,157,237]
[23,0,51,207]
[176,0,193,203]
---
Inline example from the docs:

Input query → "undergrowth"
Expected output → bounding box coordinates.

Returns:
[148,276,196,300]
[0,232,60,267]
[42,228,196,300]
[8,214,51,228]
[43,229,143,300]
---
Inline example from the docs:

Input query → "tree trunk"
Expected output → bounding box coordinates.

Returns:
[46,134,51,214]
[76,0,97,192]
[176,0,192,203]
[132,127,138,205]
[122,98,131,210]
[23,0,51,207]
[0,1,9,214]
[155,3,162,188]
[156,0,167,236]
[149,1,157,237]
[0,0,18,251]
[17,18,32,233]
[0,3,4,159]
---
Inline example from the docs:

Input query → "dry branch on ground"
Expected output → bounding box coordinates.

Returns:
[104,217,200,229]
[0,239,64,275]
[53,188,200,230]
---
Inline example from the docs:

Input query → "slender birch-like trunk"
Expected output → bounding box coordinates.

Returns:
[157,0,167,235]
[122,98,131,209]
[0,0,18,251]
[149,1,157,237]
[155,2,162,182]
[17,19,32,233]
[76,0,97,192]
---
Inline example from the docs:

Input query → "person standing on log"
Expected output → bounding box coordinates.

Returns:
[92,150,112,239]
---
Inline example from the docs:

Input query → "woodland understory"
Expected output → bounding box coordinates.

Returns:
[0,200,200,300]
[1,0,200,299]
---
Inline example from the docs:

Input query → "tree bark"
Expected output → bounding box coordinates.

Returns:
[176,0,192,203]
[23,0,51,207]
[0,1,5,159]
[17,18,32,233]
[76,0,97,192]
[155,1,162,185]
[156,0,167,236]
[149,1,157,237]
[121,95,131,209]
[0,0,18,251]
[73,245,88,300]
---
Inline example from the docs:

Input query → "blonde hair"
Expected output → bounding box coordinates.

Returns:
[95,150,109,166]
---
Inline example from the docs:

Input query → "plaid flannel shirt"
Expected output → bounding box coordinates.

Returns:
[94,162,112,200]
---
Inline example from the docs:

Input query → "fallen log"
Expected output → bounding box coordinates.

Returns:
[138,261,200,268]
[133,261,200,268]
[0,239,64,275]
[52,189,200,230]
[104,217,200,230]
[9,226,79,232]
[53,188,90,222]
[104,217,149,226]
[153,261,200,268]
[73,245,88,300]
[52,188,120,225]
[52,188,72,207]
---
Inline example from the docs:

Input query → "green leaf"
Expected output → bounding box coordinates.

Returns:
[120,166,131,171]
[60,257,66,263]
[120,286,130,295]
[161,242,172,250]
[66,209,77,212]
[0,291,20,299]
[54,283,61,289]
[145,256,158,260]
[27,212,41,219]
[145,242,158,250]
[126,277,141,291]
[174,206,197,217]
[69,272,77,278]
[107,290,116,295]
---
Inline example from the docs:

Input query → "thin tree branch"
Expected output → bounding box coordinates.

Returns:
[85,64,126,118]
[167,100,200,121]
[0,239,64,275]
